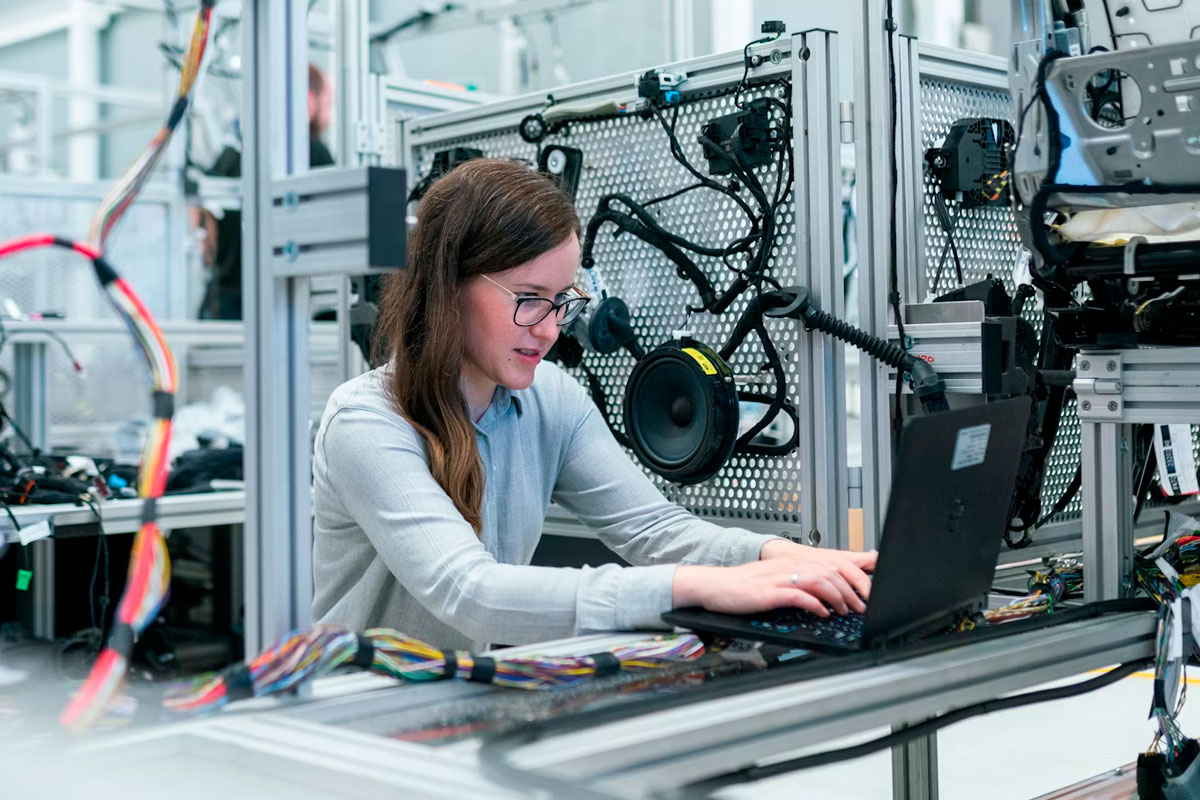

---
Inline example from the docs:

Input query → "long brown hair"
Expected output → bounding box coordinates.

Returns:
[373,158,580,533]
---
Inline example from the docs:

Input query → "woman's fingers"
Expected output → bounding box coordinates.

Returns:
[854,550,879,571]
[787,564,865,615]
[839,563,873,603]
[827,571,866,613]
[778,588,829,617]
[790,573,849,616]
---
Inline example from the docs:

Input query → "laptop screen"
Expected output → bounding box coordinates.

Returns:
[861,397,1031,646]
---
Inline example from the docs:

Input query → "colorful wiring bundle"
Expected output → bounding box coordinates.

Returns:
[0,1,213,733]
[88,0,214,252]
[1135,524,1200,604]
[983,563,1081,625]
[0,237,177,731]
[163,626,706,714]
[1148,601,1190,769]
[984,570,1066,623]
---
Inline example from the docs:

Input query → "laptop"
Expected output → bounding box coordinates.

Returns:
[662,396,1031,652]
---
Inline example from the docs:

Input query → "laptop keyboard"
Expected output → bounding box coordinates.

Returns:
[744,608,866,644]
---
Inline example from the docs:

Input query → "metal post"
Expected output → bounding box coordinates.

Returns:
[853,7,941,794]
[895,35,924,305]
[12,342,47,450]
[792,29,850,551]
[667,0,695,62]
[892,727,938,800]
[13,341,52,637]
[36,88,52,177]
[335,0,368,167]
[853,0,896,551]
[1080,420,1135,602]
[241,0,314,656]
[66,0,103,181]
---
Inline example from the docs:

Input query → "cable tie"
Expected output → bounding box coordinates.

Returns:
[91,256,118,286]
[107,621,136,658]
[220,662,255,702]
[140,498,158,525]
[588,651,622,677]
[440,650,457,679]
[166,96,189,131]
[152,391,175,420]
[468,656,497,684]
[351,635,374,669]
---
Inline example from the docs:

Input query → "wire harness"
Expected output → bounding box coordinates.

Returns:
[0,1,213,732]
[163,627,705,713]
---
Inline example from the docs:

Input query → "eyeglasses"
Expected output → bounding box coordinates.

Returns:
[479,273,591,327]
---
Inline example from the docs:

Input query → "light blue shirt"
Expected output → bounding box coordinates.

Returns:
[311,360,777,650]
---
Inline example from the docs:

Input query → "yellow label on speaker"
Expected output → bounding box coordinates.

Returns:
[682,347,718,376]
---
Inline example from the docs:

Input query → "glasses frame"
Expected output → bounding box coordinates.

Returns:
[479,273,591,327]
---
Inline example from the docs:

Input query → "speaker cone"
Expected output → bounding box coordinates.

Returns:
[623,339,739,484]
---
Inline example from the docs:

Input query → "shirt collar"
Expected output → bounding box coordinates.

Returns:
[474,385,523,432]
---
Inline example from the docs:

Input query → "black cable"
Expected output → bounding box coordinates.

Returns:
[0,495,20,532]
[735,31,783,109]
[1038,463,1082,528]
[582,209,719,311]
[640,182,707,209]
[0,398,37,457]
[684,659,1148,794]
[928,176,964,290]
[886,0,906,435]
[1133,425,1157,524]
[88,527,103,632]
[585,99,790,316]
[370,4,461,43]
[0,325,83,372]
[602,193,754,258]
[733,323,788,450]
[652,106,759,223]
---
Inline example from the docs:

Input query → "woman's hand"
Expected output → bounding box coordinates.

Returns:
[672,558,868,618]
[760,538,875,598]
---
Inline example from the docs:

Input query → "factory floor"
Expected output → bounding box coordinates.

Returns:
[717,665,1200,800]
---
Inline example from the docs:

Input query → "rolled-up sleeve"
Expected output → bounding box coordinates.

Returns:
[551,380,783,568]
[320,405,678,642]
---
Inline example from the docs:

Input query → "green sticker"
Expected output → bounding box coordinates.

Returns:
[15,569,31,591]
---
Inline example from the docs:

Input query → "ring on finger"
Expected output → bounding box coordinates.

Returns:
[789,572,800,587]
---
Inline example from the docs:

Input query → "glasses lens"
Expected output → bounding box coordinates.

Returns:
[556,297,589,325]
[514,298,553,326]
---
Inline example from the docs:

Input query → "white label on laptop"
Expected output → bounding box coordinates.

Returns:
[950,424,991,470]
[1154,423,1199,496]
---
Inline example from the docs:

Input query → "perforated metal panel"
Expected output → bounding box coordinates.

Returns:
[412,82,807,526]
[0,191,174,453]
[918,74,1084,525]
[0,194,170,318]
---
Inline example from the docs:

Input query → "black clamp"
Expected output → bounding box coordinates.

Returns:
[589,651,622,677]
[467,656,497,684]
[351,635,375,669]
[220,662,255,702]
[440,650,458,679]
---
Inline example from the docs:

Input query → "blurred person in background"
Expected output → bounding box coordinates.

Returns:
[194,63,335,320]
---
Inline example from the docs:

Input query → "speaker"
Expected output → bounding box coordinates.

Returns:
[623,339,739,484]
[538,144,584,199]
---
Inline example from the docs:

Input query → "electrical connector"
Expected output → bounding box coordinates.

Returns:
[635,69,686,107]
[699,99,776,176]
[1165,739,1200,800]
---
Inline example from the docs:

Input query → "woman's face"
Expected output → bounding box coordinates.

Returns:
[459,234,581,400]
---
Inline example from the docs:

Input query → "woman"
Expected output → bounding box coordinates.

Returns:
[311,158,876,651]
